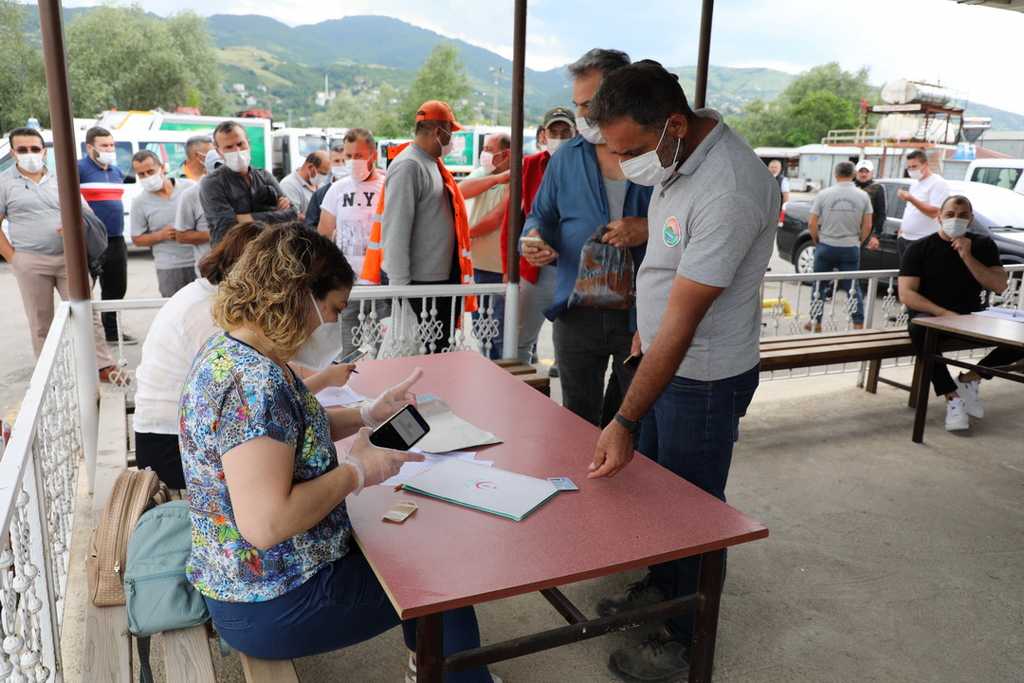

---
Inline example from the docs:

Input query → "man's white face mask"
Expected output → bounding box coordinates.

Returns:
[140,172,164,193]
[223,149,251,173]
[941,217,969,239]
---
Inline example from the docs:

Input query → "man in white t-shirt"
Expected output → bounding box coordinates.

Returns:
[896,149,949,260]
[317,128,387,355]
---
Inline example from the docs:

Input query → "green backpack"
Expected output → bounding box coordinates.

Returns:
[124,500,208,637]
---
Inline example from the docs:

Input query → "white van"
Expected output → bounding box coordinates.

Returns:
[965,158,1024,195]
[270,127,352,180]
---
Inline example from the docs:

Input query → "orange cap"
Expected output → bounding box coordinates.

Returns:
[415,100,462,131]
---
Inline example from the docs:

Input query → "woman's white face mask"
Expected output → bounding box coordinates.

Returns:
[292,293,343,371]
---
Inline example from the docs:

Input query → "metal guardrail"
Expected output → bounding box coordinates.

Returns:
[93,282,513,390]
[759,265,1024,381]
[0,305,82,681]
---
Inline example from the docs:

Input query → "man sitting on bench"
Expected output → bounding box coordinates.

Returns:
[899,194,1023,431]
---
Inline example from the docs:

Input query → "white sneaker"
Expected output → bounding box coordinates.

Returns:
[945,398,970,432]
[956,378,984,418]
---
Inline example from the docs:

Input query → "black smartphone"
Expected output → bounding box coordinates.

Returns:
[337,348,370,364]
[369,404,431,450]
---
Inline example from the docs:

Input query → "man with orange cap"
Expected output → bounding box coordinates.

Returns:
[361,100,476,352]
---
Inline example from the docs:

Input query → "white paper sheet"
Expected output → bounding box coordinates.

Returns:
[413,395,502,453]
[317,385,367,408]
[379,450,492,486]
[973,307,1024,324]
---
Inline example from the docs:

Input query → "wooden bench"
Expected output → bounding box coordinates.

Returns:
[239,653,299,682]
[83,390,133,683]
[494,359,551,396]
[760,329,981,405]
[85,390,221,683]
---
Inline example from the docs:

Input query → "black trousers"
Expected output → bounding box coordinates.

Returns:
[909,323,1024,396]
[99,236,128,339]
[552,307,634,427]
[134,431,186,490]
[404,248,461,354]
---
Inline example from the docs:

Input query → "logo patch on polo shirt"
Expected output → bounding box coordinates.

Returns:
[663,216,682,247]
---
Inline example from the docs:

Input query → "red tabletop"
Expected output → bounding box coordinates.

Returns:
[346,352,768,619]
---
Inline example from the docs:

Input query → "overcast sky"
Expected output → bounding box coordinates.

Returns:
[62,0,1024,114]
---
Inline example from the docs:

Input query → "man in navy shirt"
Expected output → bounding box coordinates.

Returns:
[522,48,652,427]
[78,126,135,344]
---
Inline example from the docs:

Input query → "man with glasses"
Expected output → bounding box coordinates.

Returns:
[0,127,120,382]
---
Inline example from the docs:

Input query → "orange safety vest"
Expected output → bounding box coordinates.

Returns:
[361,142,476,312]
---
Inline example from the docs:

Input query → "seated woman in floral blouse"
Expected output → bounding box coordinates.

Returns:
[178,224,495,682]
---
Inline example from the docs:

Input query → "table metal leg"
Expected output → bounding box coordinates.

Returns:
[416,613,444,683]
[689,549,725,683]
[912,327,938,443]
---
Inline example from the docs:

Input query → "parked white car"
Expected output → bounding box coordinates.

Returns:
[965,158,1024,195]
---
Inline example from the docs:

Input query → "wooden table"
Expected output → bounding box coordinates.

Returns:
[346,352,768,682]
[911,314,1024,443]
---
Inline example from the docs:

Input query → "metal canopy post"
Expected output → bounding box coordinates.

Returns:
[37,0,100,490]
[501,0,528,359]
[694,0,715,109]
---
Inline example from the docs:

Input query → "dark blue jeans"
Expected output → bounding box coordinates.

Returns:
[638,365,759,643]
[812,243,864,324]
[205,549,490,682]
[473,269,505,359]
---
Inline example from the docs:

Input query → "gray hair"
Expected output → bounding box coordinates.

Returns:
[567,48,630,79]
[185,135,212,157]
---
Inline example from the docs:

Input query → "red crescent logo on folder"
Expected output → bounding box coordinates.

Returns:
[474,481,497,490]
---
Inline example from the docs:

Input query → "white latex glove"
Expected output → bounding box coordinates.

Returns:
[361,368,424,428]
[342,428,425,492]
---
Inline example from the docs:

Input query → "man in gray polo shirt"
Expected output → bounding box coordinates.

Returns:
[0,127,117,379]
[585,63,778,681]
[807,161,873,331]
[130,150,196,297]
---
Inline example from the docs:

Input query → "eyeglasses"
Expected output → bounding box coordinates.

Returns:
[15,146,43,154]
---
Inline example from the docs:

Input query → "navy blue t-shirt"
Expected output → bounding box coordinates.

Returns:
[78,156,125,237]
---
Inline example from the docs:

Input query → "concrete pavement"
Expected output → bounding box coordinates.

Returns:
[124,367,1024,683]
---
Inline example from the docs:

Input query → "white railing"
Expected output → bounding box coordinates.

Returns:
[0,304,84,681]
[758,265,1024,380]
[94,283,513,389]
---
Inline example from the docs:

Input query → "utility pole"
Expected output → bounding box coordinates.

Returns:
[490,66,503,125]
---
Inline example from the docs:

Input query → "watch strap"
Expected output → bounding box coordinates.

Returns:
[614,413,640,434]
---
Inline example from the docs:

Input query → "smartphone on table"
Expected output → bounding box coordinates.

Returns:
[369,404,431,450]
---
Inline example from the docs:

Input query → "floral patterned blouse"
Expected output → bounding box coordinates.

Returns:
[179,333,350,602]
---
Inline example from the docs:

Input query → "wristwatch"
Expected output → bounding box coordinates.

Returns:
[614,413,641,434]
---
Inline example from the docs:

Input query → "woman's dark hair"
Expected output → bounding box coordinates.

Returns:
[199,221,267,285]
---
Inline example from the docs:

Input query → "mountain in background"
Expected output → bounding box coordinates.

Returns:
[15,7,1024,131]
[206,14,800,124]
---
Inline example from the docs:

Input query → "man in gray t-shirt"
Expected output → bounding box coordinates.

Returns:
[174,182,211,276]
[807,161,873,329]
[130,151,197,297]
[583,63,777,680]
